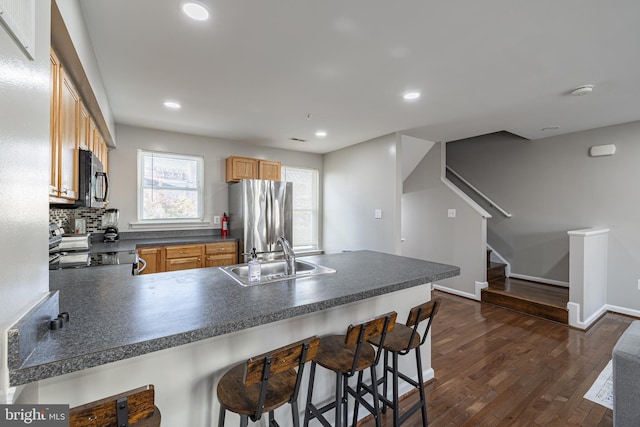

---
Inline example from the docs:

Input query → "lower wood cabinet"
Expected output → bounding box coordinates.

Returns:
[204,242,238,267]
[137,242,237,275]
[138,247,162,275]
[165,244,203,272]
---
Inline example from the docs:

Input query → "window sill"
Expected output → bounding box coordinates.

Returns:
[129,220,211,230]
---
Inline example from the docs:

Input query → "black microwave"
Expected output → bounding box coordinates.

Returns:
[52,149,109,208]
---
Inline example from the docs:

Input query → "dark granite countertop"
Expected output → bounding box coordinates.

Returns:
[9,251,459,386]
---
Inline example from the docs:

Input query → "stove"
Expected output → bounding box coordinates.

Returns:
[48,223,143,274]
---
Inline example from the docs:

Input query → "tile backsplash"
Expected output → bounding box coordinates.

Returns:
[49,208,106,233]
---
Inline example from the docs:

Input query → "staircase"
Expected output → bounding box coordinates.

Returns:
[481,250,569,324]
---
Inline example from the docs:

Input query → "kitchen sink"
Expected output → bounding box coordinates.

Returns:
[220,259,336,286]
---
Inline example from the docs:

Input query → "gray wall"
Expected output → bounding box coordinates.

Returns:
[402,142,487,297]
[446,122,640,310]
[109,124,324,237]
[0,0,51,400]
[323,133,401,255]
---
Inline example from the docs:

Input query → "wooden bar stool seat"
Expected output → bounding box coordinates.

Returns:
[304,312,397,427]
[217,364,297,416]
[217,336,319,427]
[365,299,440,427]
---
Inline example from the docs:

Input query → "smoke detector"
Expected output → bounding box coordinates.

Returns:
[570,85,594,96]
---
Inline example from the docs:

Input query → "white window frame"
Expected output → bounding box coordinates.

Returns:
[282,165,319,252]
[136,149,205,224]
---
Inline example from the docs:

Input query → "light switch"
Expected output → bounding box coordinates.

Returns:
[448,209,456,218]
[375,209,383,219]
[213,216,221,225]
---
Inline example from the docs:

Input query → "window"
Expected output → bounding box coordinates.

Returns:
[137,150,204,222]
[282,166,319,251]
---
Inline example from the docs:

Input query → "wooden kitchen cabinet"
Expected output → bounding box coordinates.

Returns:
[92,130,109,173]
[137,242,237,274]
[78,101,91,151]
[49,49,80,203]
[50,48,110,203]
[49,50,60,198]
[165,244,204,272]
[204,242,238,267]
[138,247,163,275]
[226,156,281,182]
[226,156,257,182]
[258,160,281,180]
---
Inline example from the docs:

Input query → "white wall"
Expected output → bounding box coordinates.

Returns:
[402,142,487,298]
[323,133,401,255]
[446,122,640,311]
[0,0,52,401]
[109,124,323,234]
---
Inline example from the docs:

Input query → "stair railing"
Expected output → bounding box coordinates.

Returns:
[446,166,512,218]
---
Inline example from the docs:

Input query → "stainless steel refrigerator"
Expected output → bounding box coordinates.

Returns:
[228,179,293,262]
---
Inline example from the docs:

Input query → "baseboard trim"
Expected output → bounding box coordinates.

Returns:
[509,273,569,288]
[568,303,640,330]
[605,304,640,320]
[433,284,480,301]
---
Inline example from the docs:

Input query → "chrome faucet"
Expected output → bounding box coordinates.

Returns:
[276,236,296,275]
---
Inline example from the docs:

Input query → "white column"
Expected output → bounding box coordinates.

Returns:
[567,228,609,329]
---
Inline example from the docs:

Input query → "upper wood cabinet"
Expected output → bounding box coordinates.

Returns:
[226,156,256,182]
[259,160,281,181]
[78,100,91,151]
[50,48,80,203]
[50,48,110,204]
[226,156,281,183]
[49,51,60,198]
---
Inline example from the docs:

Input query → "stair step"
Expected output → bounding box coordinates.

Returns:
[487,262,506,282]
[481,278,569,324]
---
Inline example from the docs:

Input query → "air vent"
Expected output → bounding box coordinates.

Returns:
[288,137,307,142]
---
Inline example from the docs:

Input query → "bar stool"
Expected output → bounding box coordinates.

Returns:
[304,311,397,427]
[361,299,440,427]
[217,336,319,427]
[69,384,161,426]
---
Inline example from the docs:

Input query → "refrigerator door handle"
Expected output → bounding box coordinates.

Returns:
[266,183,273,248]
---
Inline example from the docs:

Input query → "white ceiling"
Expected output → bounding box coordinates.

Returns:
[79,0,640,154]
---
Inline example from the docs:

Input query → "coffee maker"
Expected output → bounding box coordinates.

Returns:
[103,208,120,242]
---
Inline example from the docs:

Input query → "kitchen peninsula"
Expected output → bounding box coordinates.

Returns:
[11,251,459,426]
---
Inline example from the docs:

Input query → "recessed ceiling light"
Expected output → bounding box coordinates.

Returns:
[570,85,594,96]
[315,131,327,138]
[163,101,182,110]
[182,2,210,21]
[402,91,421,101]
[542,126,560,131]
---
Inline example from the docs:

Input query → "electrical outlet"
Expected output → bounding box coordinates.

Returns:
[375,209,383,219]
[213,216,221,226]
[637,279,640,290]
[448,209,456,218]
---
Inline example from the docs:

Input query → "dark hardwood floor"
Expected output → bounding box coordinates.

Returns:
[361,290,633,427]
